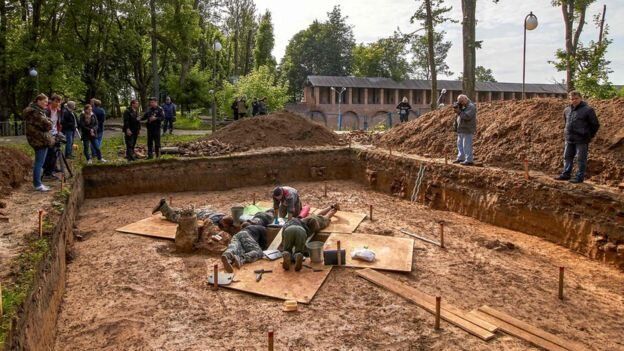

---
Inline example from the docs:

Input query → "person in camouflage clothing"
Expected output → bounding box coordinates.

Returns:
[301,203,340,235]
[151,198,239,235]
[22,94,56,191]
[221,223,268,273]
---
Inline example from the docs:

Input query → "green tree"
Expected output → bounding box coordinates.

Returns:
[457,65,496,82]
[410,32,453,80]
[253,10,276,70]
[353,33,410,80]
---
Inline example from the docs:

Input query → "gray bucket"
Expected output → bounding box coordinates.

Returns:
[306,241,324,263]
[231,206,244,225]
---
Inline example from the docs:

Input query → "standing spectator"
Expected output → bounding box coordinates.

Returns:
[237,96,248,118]
[161,96,176,135]
[396,97,412,123]
[79,104,106,164]
[42,94,63,180]
[258,97,268,116]
[142,97,165,159]
[251,97,259,116]
[23,94,55,192]
[123,99,141,161]
[231,97,239,120]
[453,94,477,166]
[554,91,600,184]
[91,99,106,156]
[61,101,78,158]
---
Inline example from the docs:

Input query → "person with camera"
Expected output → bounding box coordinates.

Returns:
[61,101,79,159]
[42,94,63,180]
[123,99,141,161]
[79,104,106,164]
[161,96,176,135]
[453,94,477,166]
[554,91,600,184]
[396,97,412,123]
[142,97,165,159]
[23,94,55,192]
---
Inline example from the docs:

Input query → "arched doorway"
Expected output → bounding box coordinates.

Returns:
[308,110,327,126]
[371,111,390,129]
[341,111,359,130]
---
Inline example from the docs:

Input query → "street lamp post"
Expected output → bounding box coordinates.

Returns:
[29,67,39,94]
[211,40,222,133]
[331,87,346,130]
[522,12,538,99]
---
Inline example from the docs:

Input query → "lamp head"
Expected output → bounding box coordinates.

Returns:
[525,12,538,30]
[29,68,38,77]
[214,41,222,52]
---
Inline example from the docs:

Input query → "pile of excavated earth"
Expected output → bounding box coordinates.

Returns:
[377,98,624,187]
[178,111,343,157]
[0,146,31,196]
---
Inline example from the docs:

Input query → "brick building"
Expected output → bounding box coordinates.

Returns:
[286,75,568,130]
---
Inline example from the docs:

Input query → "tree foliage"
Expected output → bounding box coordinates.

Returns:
[253,10,276,70]
[218,65,288,116]
[410,32,453,80]
[353,33,410,81]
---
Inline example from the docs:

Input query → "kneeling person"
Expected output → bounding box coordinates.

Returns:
[281,218,313,271]
[221,223,268,273]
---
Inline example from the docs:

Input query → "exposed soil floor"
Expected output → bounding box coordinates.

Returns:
[54,181,624,351]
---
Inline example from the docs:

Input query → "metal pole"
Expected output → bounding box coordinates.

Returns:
[522,13,529,100]
[212,47,217,133]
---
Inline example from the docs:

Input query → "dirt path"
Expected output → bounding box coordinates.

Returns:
[54,181,624,350]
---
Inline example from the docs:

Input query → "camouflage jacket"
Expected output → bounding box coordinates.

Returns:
[23,103,54,149]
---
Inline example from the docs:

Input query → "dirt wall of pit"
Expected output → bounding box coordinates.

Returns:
[4,175,83,350]
[82,148,355,198]
[353,149,624,268]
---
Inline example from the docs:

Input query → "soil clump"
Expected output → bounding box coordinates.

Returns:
[377,98,624,187]
[0,146,31,195]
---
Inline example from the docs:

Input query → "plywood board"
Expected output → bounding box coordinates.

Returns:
[477,306,585,351]
[116,215,177,240]
[223,258,332,304]
[267,228,283,251]
[314,209,366,234]
[356,269,495,341]
[324,233,414,272]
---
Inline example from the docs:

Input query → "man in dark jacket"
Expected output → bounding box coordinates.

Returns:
[257,97,268,115]
[61,101,78,158]
[91,99,106,156]
[141,97,165,158]
[396,97,412,123]
[123,99,141,161]
[161,96,176,135]
[221,223,268,273]
[554,91,600,183]
[453,94,477,166]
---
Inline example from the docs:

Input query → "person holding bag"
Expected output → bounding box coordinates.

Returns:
[79,104,106,164]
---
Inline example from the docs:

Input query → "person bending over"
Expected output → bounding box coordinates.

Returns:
[221,223,268,273]
[281,218,314,272]
[272,186,301,222]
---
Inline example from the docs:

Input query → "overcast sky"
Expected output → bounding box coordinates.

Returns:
[254,0,623,84]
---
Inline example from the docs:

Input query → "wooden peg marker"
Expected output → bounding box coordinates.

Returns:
[253,193,256,205]
[523,158,530,180]
[169,196,173,206]
[268,327,274,351]
[213,264,219,291]
[439,223,445,248]
[369,204,373,221]
[0,282,3,318]
[444,155,448,165]
[38,209,44,237]
[337,240,342,266]
[435,296,441,330]
[324,182,327,197]
[558,266,565,300]
[389,147,392,156]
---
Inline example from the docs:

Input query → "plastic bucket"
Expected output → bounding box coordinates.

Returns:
[231,206,244,225]
[306,241,324,263]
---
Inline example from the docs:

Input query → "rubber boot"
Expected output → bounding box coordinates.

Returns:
[152,198,166,214]
[282,251,291,270]
[221,254,233,273]
[294,253,303,272]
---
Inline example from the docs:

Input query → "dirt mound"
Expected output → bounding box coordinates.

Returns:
[377,98,624,186]
[0,146,31,195]
[179,111,341,156]
[343,130,382,145]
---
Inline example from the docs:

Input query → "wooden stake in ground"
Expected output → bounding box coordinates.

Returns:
[439,222,445,248]
[253,193,256,205]
[558,267,564,300]
[0,282,3,318]
[324,182,327,197]
[169,196,173,206]
[444,155,448,165]
[389,147,392,156]
[435,296,441,330]
[268,327,274,351]
[213,264,219,291]
[38,209,44,237]
[337,240,342,266]
[523,159,530,180]
[369,205,373,221]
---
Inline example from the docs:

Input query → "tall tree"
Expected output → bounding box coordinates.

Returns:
[411,0,454,108]
[224,0,257,77]
[461,0,476,101]
[410,32,453,80]
[253,9,275,70]
[150,0,159,98]
[352,33,410,81]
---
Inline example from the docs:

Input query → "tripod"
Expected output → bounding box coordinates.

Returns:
[54,143,73,179]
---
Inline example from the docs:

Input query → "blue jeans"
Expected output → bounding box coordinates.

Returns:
[562,142,588,180]
[83,138,102,160]
[91,131,103,156]
[457,133,474,162]
[33,148,48,188]
[64,130,74,157]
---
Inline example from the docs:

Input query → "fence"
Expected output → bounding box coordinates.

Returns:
[0,120,24,136]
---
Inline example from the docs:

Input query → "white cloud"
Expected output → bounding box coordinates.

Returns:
[254,0,623,84]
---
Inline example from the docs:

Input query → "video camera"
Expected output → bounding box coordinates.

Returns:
[54,132,67,146]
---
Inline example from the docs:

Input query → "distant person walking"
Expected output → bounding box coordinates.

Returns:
[554,91,600,184]
[396,97,412,123]
[91,99,106,156]
[453,94,477,166]
[162,96,176,135]
[142,97,165,159]
[257,97,268,115]
[123,99,141,161]
[79,104,105,164]
[231,97,239,120]
[61,101,78,158]
[23,94,55,192]
[237,96,248,118]
[251,98,259,116]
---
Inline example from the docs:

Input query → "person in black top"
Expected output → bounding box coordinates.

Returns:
[396,97,412,123]
[123,99,141,161]
[251,98,259,116]
[141,97,165,159]
[61,101,78,158]
[221,223,268,273]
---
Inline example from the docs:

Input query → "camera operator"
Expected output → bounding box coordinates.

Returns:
[142,97,165,159]
[123,99,141,161]
[396,97,412,123]
[23,94,55,192]
[61,101,78,159]
[79,104,106,164]
[42,94,63,180]
[452,94,477,166]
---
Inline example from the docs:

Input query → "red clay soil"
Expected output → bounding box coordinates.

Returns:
[377,98,624,187]
[179,111,342,156]
[0,146,31,195]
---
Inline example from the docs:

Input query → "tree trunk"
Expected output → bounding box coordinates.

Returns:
[561,1,575,91]
[425,0,437,109]
[461,0,476,101]
[150,0,159,99]
[243,29,252,75]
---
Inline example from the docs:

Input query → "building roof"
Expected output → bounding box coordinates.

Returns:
[306,75,568,94]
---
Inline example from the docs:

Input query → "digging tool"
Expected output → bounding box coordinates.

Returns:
[302,264,323,272]
[254,269,273,282]
[208,272,234,286]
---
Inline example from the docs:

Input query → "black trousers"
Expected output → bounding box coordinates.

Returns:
[43,145,58,175]
[124,133,138,160]
[147,128,161,157]
[162,118,174,133]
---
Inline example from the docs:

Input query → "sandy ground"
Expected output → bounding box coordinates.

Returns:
[53,181,624,351]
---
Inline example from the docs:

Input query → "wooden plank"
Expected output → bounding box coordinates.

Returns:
[314,210,366,234]
[356,269,495,341]
[324,233,413,272]
[116,215,178,240]
[267,228,283,251]
[223,257,332,304]
[469,310,567,351]
[478,306,586,351]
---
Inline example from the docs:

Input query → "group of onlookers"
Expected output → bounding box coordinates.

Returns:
[230,96,268,120]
